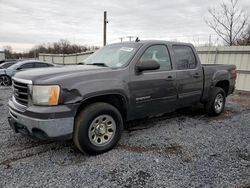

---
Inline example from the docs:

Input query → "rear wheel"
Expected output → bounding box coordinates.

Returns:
[0,75,11,86]
[74,102,123,155]
[205,87,226,116]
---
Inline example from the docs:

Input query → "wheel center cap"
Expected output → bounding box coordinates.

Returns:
[96,124,106,135]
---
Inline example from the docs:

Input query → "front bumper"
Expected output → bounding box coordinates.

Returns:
[8,99,78,140]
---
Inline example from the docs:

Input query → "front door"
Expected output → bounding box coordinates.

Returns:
[129,44,177,119]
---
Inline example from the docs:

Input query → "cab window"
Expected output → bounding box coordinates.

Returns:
[172,45,197,70]
[140,45,172,71]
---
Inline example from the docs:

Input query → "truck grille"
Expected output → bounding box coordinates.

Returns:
[13,80,29,106]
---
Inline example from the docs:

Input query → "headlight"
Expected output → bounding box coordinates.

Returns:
[32,85,60,105]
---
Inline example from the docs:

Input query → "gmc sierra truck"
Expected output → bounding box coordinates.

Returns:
[8,41,236,155]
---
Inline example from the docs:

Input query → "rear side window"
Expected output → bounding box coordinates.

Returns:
[20,63,34,69]
[47,63,54,67]
[173,45,197,70]
[35,62,49,68]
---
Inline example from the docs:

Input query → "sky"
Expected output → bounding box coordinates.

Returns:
[0,0,250,52]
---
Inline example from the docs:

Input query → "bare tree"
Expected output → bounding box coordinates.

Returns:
[205,0,248,46]
[237,25,250,45]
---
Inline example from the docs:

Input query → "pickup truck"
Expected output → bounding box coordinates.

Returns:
[8,41,236,155]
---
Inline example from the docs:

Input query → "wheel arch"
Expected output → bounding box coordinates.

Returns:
[75,93,128,121]
[215,80,229,96]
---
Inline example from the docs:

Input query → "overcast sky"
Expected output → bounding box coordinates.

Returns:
[0,0,249,52]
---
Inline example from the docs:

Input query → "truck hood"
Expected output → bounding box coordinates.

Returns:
[13,65,111,84]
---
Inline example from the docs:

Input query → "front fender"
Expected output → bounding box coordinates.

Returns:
[59,79,129,104]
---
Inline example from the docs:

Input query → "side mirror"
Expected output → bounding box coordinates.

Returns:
[16,67,22,70]
[136,60,160,72]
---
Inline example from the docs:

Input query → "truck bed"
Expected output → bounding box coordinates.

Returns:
[201,64,236,102]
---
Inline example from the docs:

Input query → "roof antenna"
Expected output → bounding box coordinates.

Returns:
[135,37,140,42]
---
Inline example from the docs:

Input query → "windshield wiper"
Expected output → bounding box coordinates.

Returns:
[85,63,108,67]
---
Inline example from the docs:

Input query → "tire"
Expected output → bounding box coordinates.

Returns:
[0,75,11,86]
[205,87,226,116]
[73,102,123,155]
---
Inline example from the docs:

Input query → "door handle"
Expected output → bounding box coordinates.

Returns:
[165,76,174,81]
[193,73,200,78]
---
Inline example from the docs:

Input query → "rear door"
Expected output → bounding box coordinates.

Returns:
[172,45,203,107]
[129,44,177,119]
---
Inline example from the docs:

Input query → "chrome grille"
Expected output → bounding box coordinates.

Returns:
[13,80,29,106]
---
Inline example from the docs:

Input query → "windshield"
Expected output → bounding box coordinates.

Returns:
[84,43,141,68]
[7,61,24,70]
[0,62,15,69]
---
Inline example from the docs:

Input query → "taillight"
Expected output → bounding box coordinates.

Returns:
[230,69,237,79]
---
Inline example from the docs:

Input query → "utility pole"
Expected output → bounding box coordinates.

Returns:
[127,36,133,42]
[34,49,36,59]
[209,35,212,47]
[126,36,137,42]
[103,11,107,46]
[119,37,123,42]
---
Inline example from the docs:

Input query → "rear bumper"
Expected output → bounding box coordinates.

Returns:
[8,99,78,140]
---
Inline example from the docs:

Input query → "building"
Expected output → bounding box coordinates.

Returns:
[0,50,5,60]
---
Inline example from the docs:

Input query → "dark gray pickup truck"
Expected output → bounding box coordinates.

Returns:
[8,41,236,154]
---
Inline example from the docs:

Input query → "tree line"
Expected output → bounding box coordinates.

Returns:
[3,39,99,59]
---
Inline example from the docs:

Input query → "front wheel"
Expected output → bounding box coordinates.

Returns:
[0,75,11,86]
[73,102,123,155]
[205,87,226,116]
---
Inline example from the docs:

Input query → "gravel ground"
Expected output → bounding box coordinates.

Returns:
[0,87,249,188]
